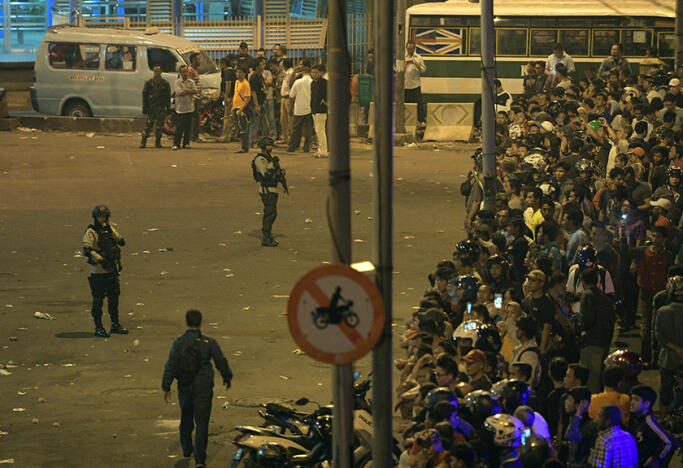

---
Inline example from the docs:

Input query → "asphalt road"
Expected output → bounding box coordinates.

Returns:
[0,131,476,467]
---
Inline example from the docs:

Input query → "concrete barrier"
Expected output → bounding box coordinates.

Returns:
[423,102,474,142]
[368,102,417,140]
[13,115,145,133]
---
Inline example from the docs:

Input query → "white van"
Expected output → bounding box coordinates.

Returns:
[31,26,221,117]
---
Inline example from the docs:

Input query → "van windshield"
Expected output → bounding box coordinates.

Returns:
[181,51,218,74]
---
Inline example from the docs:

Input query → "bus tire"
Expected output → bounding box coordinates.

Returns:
[63,99,92,118]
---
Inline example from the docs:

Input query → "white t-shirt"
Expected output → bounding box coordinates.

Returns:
[289,74,313,116]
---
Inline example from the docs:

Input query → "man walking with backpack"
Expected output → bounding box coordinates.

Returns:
[162,309,233,467]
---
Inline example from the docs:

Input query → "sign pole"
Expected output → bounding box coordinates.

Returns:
[480,0,497,211]
[328,0,353,464]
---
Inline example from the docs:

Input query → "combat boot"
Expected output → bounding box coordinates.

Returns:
[139,135,147,148]
[155,134,163,148]
[95,327,110,338]
[110,322,129,334]
[261,234,279,247]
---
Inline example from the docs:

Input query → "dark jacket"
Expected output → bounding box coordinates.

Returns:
[580,286,616,347]
[311,77,327,114]
[628,413,674,467]
[142,77,171,113]
[162,329,233,391]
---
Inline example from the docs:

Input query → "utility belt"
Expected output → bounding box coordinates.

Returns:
[260,181,278,194]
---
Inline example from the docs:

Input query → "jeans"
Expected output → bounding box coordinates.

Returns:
[661,367,676,409]
[173,112,193,148]
[581,344,609,394]
[234,108,250,151]
[280,97,293,143]
[264,98,277,138]
[638,288,656,363]
[249,107,270,146]
[88,273,120,327]
[405,86,426,124]
[288,114,313,152]
[312,113,328,156]
[178,383,213,465]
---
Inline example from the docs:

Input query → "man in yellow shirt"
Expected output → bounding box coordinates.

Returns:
[232,67,251,153]
[588,366,630,426]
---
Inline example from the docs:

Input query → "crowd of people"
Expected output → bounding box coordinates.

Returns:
[394,42,683,467]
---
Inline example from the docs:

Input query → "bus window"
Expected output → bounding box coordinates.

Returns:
[659,33,675,57]
[593,30,619,56]
[470,28,481,55]
[622,30,652,56]
[496,29,527,56]
[147,48,178,72]
[530,30,556,56]
[106,45,137,71]
[559,30,588,56]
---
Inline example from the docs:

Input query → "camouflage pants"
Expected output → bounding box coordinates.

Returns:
[143,109,166,138]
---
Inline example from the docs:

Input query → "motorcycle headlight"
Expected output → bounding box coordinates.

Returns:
[201,88,220,100]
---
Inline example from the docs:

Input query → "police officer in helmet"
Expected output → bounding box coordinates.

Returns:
[82,205,128,337]
[252,136,288,247]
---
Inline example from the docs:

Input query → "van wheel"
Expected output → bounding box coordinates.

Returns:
[63,100,92,118]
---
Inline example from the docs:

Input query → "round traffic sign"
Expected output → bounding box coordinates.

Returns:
[287,264,386,365]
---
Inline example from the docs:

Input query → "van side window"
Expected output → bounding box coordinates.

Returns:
[147,48,178,73]
[106,45,137,71]
[48,43,100,69]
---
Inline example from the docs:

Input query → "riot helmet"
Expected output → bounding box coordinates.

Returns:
[258,136,275,150]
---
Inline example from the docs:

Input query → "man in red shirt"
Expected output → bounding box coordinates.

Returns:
[627,226,671,365]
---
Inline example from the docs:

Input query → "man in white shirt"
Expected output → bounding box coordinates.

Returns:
[545,43,575,75]
[287,66,313,153]
[278,59,294,144]
[172,65,199,150]
[404,40,427,127]
[510,316,542,389]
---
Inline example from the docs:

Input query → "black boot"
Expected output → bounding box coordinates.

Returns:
[110,322,129,334]
[139,135,147,148]
[262,233,279,247]
[95,326,110,338]
[155,134,162,148]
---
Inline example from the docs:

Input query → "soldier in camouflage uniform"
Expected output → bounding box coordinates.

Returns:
[140,65,171,148]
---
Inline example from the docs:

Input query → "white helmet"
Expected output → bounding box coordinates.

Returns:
[524,152,547,172]
[485,413,525,447]
[453,319,483,342]
[509,124,524,140]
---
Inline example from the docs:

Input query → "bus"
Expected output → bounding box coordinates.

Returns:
[405,0,676,103]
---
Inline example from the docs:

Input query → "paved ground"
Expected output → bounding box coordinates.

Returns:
[0,131,478,467]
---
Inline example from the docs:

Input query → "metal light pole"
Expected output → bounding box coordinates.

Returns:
[3,0,11,52]
[327,0,353,465]
[676,0,683,68]
[371,0,394,466]
[480,0,496,210]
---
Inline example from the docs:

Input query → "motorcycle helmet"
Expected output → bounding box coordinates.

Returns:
[471,148,483,169]
[453,320,483,343]
[519,434,551,466]
[449,275,480,303]
[490,379,531,414]
[475,324,503,353]
[454,239,481,260]
[509,124,524,140]
[92,205,111,221]
[484,414,525,447]
[487,255,510,278]
[255,443,292,467]
[576,245,597,268]
[524,152,547,173]
[667,166,682,180]
[576,159,593,175]
[603,349,644,380]
[464,390,503,427]
[258,136,275,150]
[424,387,458,411]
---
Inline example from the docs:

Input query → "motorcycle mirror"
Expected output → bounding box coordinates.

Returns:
[295,397,310,406]
[353,371,361,381]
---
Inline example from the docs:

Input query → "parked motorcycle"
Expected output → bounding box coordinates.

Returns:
[230,374,401,467]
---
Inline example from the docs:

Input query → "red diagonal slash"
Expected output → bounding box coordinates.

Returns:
[307,281,364,346]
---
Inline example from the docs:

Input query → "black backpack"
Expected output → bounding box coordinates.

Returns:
[176,333,203,385]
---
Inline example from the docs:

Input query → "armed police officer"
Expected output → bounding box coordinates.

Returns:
[251,136,288,247]
[140,65,171,148]
[82,205,128,337]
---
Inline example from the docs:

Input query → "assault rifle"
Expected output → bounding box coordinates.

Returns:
[271,156,289,195]
[97,227,123,274]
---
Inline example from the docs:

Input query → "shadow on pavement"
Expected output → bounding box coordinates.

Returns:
[55,331,95,339]
[173,459,191,468]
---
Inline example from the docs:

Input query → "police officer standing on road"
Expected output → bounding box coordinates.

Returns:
[252,136,287,247]
[140,65,171,148]
[82,205,128,337]
[162,309,233,468]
